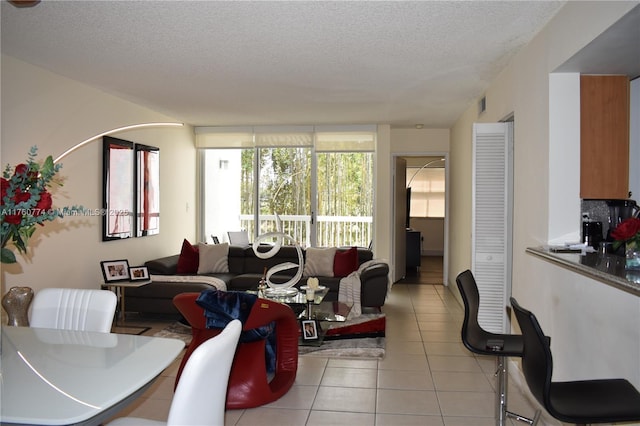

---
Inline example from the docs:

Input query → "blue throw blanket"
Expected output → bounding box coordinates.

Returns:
[196,289,276,373]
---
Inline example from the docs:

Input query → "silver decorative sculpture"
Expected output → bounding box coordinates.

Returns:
[2,286,34,326]
[252,232,303,296]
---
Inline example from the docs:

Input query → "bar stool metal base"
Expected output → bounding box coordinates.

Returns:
[496,356,540,426]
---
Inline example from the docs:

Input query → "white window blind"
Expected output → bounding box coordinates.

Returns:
[253,125,313,147]
[195,127,253,148]
[315,133,375,152]
[406,167,445,217]
[195,125,376,151]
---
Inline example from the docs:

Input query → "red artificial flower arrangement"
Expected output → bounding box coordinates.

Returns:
[0,146,76,264]
[610,217,640,250]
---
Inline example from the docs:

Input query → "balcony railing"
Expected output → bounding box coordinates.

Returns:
[239,214,372,248]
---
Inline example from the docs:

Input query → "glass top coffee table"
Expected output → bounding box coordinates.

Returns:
[250,286,353,346]
[254,286,352,321]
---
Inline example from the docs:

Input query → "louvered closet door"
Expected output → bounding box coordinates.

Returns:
[472,122,513,334]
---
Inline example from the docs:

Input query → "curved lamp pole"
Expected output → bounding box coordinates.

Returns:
[406,158,445,188]
[54,122,184,164]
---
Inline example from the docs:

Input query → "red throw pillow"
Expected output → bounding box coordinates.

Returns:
[333,247,359,277]
[177,239,199,274]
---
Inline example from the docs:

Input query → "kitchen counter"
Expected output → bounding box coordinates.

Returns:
[526,246,640,297]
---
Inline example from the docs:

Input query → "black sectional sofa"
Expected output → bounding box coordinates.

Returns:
[124,245,390,316]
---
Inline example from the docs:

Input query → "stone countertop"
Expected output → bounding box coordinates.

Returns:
[526,247,640,297]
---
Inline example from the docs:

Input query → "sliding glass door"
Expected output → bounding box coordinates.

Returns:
[201,149,252,244]
[316,152,373,247]
[256,146,312,244]
[199,127,374,248]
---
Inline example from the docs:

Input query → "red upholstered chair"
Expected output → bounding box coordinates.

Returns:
[173,292,298,409]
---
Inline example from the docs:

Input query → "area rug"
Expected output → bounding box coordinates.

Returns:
[299,336,385,358]
[153,322,192,346]
[152,314,386,358]
[299,313,386,359]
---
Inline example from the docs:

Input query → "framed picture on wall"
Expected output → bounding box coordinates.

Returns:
[135,144,160,237]
[103,136,134,241]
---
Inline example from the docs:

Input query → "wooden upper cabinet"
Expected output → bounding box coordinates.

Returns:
[580,75,630,199]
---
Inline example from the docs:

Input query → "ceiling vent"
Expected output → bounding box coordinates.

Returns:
[478,96,487,115]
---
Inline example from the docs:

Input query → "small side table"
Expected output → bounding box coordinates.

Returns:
[101,280,151,329]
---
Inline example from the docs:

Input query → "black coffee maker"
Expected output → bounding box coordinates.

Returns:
[583,220,603,249]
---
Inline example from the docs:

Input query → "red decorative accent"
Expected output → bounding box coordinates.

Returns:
[176,239,199,273]
[173,292,298,409]
[325,315,386,338]
[333,246,359,277]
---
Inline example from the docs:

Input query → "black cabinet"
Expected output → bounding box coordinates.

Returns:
[406,230,421,269]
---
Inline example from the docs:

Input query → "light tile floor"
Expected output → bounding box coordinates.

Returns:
[106,259,567,426]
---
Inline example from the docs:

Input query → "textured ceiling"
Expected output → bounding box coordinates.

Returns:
[2,1,567,127]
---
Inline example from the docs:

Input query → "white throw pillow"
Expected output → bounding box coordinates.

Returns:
[303,247,336,277]
[197,242,229,274]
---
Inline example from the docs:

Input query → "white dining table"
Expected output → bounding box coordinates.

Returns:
[0,325,184,426]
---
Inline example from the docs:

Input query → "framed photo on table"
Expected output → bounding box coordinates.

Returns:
[129,265,149,281]
[301,319,320,341]
[100,259,131,282]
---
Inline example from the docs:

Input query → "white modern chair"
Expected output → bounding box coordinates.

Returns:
[30,288,117,333]
[108,319,242,426]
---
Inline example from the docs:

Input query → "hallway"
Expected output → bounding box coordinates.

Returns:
[399,256,445,285]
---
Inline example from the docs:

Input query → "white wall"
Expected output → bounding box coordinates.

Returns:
[373,125,391,263]
[1,56,197,297]
[449,1,640,389]
[548,73,581,245]
[391,129,450,153]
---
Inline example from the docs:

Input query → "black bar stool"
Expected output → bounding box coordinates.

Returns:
[511,297,640,425]
[456,270,540,425]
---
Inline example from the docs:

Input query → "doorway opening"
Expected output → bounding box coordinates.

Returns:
[392,153,448,286]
